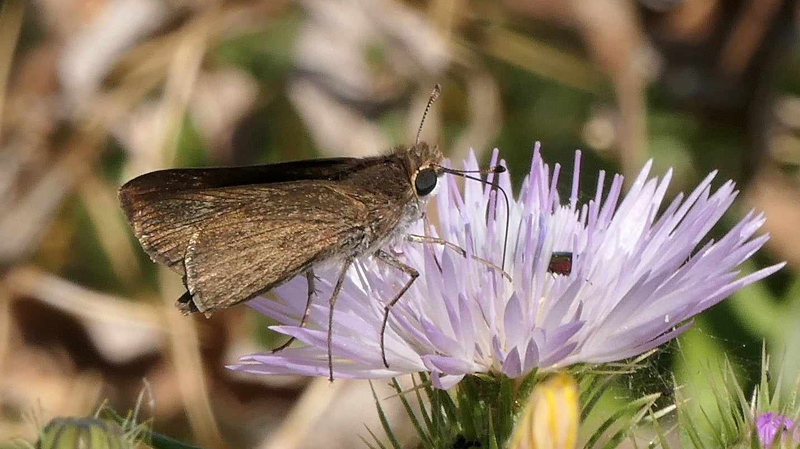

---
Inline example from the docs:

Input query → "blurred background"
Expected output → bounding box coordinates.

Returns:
[0,0,798,447]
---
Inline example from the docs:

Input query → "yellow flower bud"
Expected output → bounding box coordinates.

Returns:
[509,373,579,449]
[37,417,126,449]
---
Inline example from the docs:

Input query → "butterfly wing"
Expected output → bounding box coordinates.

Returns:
[119,157,373,274]
[119,154,423,314]
[121,181,372,314]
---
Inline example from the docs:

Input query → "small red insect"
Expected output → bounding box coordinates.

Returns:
[547,252,573,276]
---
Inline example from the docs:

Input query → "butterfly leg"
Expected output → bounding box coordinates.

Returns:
[272,269,317,353]
[327,257,354,382]
[175,290,198,315]
[406,234,512,281]
[374,250,419,369]
[175,274,199,315]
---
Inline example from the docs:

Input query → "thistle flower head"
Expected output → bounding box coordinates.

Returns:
[37,417,126,449]
[756,412,796,448]
[229,144,784,389]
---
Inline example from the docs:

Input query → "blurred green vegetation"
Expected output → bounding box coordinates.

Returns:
[3,1,799,447]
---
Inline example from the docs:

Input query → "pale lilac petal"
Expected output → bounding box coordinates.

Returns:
[502,347,523,377]
[504,293,524,348]
[422,355,478,375]
[522,338,540,372]
[247,298,298,324]
[544,321,584,351]
[540,342,579,366]
[431,372,465,390]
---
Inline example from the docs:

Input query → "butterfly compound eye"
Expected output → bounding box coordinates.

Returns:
[414,167,438,196]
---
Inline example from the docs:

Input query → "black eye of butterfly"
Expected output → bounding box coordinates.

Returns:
[414,167,438,196]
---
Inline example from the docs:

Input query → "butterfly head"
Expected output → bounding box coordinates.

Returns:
[400,142,446,200]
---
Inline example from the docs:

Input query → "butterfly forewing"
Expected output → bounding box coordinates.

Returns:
[120,157,364,194]
[118,154,419,314]
[118,157,380,275]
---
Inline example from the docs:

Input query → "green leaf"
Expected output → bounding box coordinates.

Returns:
[725,358,752,426]
[455,379,478,441]
[761,343,772,408]
[584,393,660,449]
[363,424,389,449]
[431,384,444,449]
[102,407,200,449]
[598,395,659,449]
[359,434,381,449]
[514,369,538,405]
[412,374,435,438]
[498,376,514,443]
[370,381,402,449]
[706,367,737,441]
[696,400,727,448]
[391,378,433,448]
[148,432,203,449]
[648,407,672,449]
[748,427,761,449]
[580,374,617,422]
[679,412,707,449]
[437,389,459,425]
[487,412,499,449]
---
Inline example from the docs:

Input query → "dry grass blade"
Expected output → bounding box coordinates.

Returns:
[0,0,24,142]
[0,283,11,381]
[4,265,164,329]
[474,27,602,93]
[259,378,346,449]
[745,169,800,269]
[159,268,228,449]
[156,8,217,167]
[0,131,103,266]
[78,175,143,289]
[719,0,783,77]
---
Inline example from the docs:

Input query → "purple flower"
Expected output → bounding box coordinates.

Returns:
[756,412,795,448]
[228,145,784,389]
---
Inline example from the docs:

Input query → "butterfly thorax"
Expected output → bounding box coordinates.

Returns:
[334,143,443,257]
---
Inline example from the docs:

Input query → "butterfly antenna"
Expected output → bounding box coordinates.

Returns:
[416,84,441,145]
[437,165,511,272]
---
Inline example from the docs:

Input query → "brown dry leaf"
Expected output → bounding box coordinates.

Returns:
[5,266,168,359]
[58,0,174,107]
[0,0,24,141]
[744,169,800,270]
[0,134,103,266]
[158,267,229,449]
[0,298,105,442]
[190,68,260,154]
[77,175,143,289]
